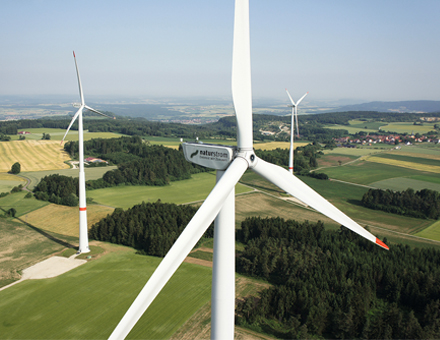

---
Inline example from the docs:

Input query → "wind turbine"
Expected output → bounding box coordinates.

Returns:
[108,1,388,339]
[61,51,114,254]
[285,89,308,174]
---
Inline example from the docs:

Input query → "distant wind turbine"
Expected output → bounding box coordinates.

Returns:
[61,51,114,254]
[285,89,308,174]
[108,1,388,339]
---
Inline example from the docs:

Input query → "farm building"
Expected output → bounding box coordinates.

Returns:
[18,131,30,135]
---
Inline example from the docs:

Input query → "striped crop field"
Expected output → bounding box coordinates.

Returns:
[21,203,114,237]
[254,141,308,150]
[0,140,70,172]
[415,220,440,242]
[365,155,440,173]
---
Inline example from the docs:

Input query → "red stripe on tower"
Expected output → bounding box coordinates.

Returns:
[79,207,87,211]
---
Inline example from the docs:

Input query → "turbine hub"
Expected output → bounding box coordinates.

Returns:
[236,149,257,169]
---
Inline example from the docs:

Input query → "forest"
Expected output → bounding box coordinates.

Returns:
[89,200,213,256]
[33,174,79,206]
[361,188,440,220]
[235,217,440,339]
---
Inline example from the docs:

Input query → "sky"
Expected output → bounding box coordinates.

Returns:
[1,0,439,104]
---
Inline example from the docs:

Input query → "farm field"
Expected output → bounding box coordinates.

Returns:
[0,219,70,288]
[21,203,114,237]
[0,140,70,172]
[12,128,125,141]
[371,177,440,192]
[324,121,436,134]
[322,160,437,185]
[22,166,118,190]
[0,191,49,217]
[415,220,440,242]
[0,173,26,193]
[365,155,440,173]
[0,245,212,339]
[323,146,392,157]
[88,172,253,209]
[253,141,308,150]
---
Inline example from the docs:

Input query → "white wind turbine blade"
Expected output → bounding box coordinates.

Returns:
[84,105,115,119]
[285,88,296,106]
[296,92,308,106]
[73,51,85,106]
[61,107,82,145]
[232,0,252,151]
[108,157,249,340]
[252,157,389,250]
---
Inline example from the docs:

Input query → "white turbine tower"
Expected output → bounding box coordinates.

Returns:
[285,89,308,174]
[61,51,114,254]
[109,1,388,339]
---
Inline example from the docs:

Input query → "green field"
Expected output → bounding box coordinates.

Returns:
[0,219,70,287]
[0,246,212,339]
[21,166,118,190]
[89,172,253,209]
[11,128,125,141]
[0,191,49,217]
[0,174,26,193]
[324,121,436,134]
[374,153,440,167]
[415,220,440,242]
[322,159,438,185]
[323,147,391,157]
[371,177,440,192]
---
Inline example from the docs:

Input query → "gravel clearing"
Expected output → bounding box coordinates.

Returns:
[0,255,86,291]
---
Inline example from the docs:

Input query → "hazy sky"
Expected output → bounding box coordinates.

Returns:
[1,0,439,103]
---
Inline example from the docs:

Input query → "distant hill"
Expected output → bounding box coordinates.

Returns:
[333,100,440,113]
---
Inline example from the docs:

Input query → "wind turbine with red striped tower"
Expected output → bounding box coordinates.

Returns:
[61,51,114,254]
[285,89,308,174]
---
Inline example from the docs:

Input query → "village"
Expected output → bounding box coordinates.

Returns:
[334,132,440,147]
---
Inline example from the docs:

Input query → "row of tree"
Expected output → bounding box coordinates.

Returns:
[89,200,213,256]
[235,216,440,339]
[361,188,440,219]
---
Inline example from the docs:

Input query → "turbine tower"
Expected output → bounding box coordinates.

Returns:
[285,89,308,174]
[108,1,388,339]
[61,51,114,254]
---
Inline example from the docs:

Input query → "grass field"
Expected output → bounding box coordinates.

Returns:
[366,155,440,173]
[324,121,436,135]
[0,173,26,193]
[0,140,71,172]
[322,159,437,185]
[21,166,118,190]
[89,172,253,209]
[21,203,114,237]
[371,177,440,192]
[0,244,212,339]
[323,147,391,157]
[415,220,440,242]
[0,191,49,217]
[11,128,125,142]
[0,219,70,287]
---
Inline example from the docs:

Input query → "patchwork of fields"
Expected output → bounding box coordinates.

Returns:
[1,128,440,339]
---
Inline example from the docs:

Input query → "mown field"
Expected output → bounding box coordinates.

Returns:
[21,166,117,190]
[0,244,212,339]
[0,140,70,172]
[88,172,253,209]
[21,203,114,237]
[0,191,49,217]
[0,173,26,193]
[0,219,70,287]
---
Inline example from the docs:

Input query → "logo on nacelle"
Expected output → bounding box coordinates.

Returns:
[182,142,235,170]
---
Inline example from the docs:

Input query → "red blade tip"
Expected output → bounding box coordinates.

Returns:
[73,51,75,57]
[376,238,389,250]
